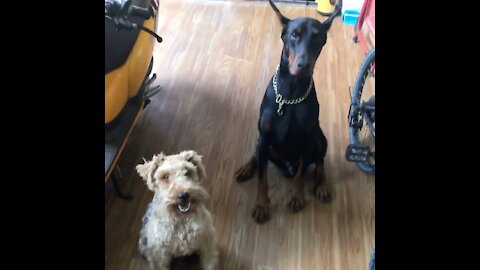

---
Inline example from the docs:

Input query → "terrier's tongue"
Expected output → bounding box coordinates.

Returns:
[178,201,191,213]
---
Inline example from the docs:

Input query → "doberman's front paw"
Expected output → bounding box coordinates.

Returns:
[252,204,270,224]
[288,195,306,213]
[314,185,332,203]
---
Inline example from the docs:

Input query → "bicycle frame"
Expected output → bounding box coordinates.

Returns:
[349,99,375,139]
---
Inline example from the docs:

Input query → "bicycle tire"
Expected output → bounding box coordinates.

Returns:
[349,48,375,174]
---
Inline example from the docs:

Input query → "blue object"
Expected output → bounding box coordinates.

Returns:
[341,0,364,25]
[342,11,360,25]
[368,247,375,270]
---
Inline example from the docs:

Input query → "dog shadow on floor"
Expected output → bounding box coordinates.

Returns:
[170,253,202,270]
[168,246,249,270]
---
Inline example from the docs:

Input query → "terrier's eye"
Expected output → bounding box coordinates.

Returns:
[161,174,169,181]
[292,31,298,39]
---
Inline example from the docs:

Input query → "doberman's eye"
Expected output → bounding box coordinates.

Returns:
[291,31,298,39]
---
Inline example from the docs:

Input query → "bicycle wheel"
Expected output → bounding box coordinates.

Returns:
[348,48,375,174]
[368,247,375,270]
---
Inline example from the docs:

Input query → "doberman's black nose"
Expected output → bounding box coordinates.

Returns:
[297,57,310,71]
[178,192,190,202]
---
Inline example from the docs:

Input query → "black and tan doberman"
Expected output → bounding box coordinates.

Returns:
[235,0,336,224]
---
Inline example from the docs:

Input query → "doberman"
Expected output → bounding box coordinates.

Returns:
[235,0,336,224]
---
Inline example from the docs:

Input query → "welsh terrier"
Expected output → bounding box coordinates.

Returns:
[136,150,218,270]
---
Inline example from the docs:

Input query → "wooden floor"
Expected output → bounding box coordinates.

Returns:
[105,1,375,269]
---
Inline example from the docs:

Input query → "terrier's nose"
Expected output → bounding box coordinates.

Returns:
[178,192,190,202]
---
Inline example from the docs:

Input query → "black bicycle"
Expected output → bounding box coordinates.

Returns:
[346,48,375,175]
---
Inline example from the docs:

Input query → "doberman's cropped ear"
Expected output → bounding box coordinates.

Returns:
[321,17,334,32]
[269,0,290,27]
[321,3,341,32]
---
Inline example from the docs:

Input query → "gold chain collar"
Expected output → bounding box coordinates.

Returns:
[273,65,313,116]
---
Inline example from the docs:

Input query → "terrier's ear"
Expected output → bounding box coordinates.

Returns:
[179,150,207,180]
[136,153,166,191]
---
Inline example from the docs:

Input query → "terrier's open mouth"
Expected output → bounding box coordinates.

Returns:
[177,202,191,213]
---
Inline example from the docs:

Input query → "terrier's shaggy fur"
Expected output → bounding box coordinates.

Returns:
[136,150,218,270]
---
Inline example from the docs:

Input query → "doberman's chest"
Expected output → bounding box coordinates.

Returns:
[268,98,318,159]
[259,78,320,158]
[271,106,311,145]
